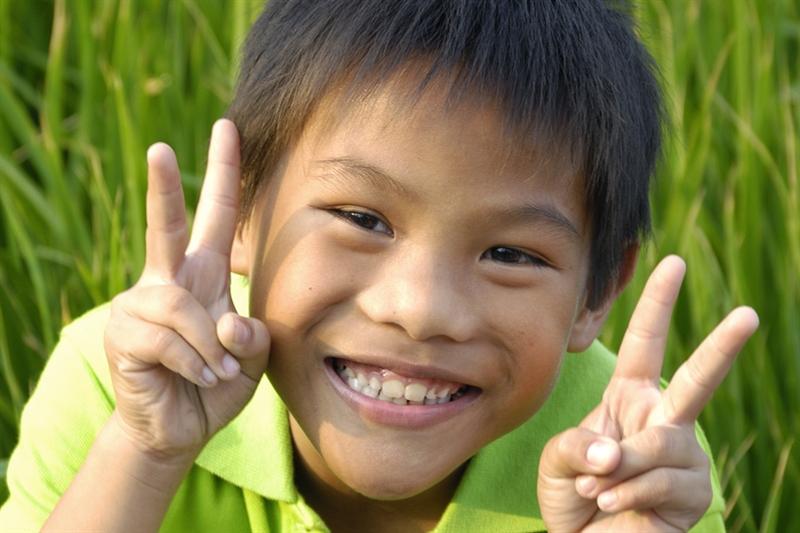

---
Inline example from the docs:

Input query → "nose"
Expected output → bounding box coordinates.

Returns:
[356,246,478,343]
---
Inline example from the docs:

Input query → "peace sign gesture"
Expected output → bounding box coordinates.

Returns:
[538,256,759,531]
[103,119,270,460]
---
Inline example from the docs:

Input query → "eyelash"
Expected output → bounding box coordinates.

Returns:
[480,247,549,268]
[328,208,550,268]
[328,208,394,236]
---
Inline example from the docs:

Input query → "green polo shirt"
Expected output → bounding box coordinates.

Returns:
[1,275,725,532]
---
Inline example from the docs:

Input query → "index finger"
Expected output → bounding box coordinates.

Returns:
[186,119,242,259]
[661,306,759,423]
[614,255,686,382]
[144,143,189,278]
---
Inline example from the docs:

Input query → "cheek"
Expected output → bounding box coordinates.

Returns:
[482,283,580,428]
[258,234,361,334]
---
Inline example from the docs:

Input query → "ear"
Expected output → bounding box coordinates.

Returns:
[567,245,639,352]
[230,222,251,276]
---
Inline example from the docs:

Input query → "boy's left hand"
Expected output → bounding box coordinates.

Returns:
[538,256,759,532]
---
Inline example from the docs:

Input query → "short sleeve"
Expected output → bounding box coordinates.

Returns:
[0,305,114,531]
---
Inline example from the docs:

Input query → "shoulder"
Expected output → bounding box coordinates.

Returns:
[60,302,114,374]
[0,302,114,527]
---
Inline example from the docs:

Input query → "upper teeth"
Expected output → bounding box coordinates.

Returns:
[335,361,465,406]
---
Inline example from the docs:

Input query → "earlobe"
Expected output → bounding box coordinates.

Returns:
[567,301,613,353]
[567,245,639,353]
[230,226,250,276]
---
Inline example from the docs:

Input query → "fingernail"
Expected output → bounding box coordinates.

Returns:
[597,490,617,511]
[222,354,240,376]
[586,440,615,466]
[233,316,251,345]
[201,366,218,386]
[576,475,596,496]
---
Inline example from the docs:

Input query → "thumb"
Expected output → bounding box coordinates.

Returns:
[540,427,621,481]
[217,312,270,380]
[538,428,622,532]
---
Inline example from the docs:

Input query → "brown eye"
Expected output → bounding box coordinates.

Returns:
[329,209,394,236]
[482,246,548,267]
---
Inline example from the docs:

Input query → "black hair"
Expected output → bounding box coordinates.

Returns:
[228,0,663,309]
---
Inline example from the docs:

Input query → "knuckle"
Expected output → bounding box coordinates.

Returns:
[656,470,678,501]
[556,428,592,462]
[151,327,180,356]
[109,291,133,316]
[685,358,713,391]
[556,429,579,457]
[644,426,673,456]
[104,308,134,353]
[663,391,682,422]
[627,323,661,343]
[210,190,239,210]
[161,286,193,315]
[103,323,120,354]
[113,356,140,374]
[177,352,205,380]
[626,470,673,509]
[698,479,713,511]
[694,444,711,470]
[644,280,673,307]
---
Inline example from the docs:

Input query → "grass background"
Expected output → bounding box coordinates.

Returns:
[0,0,797,530]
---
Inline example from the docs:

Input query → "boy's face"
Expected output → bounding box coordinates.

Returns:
[238,78,611,500]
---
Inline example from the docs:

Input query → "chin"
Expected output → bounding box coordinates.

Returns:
[337,461,460,501]
[316,431,474,502]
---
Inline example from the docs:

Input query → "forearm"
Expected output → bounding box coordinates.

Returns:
[43,411,197,533]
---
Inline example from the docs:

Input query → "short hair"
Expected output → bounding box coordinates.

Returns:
[228,0,663,309]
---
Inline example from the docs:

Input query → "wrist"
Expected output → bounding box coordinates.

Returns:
[44,412,200,532]
[103,411,199,491]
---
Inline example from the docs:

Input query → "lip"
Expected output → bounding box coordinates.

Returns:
[323,357,481,429]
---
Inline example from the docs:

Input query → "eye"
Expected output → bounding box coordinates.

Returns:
[481,246,549,268]
[329,208,394,236]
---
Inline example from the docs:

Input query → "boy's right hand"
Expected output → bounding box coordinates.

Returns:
[103,119,270,461]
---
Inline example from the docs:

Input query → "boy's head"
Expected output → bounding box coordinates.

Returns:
[228,0,662,503]
[230,0,662,310]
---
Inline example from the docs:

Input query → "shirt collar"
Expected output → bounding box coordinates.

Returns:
[434,348,612,532]
[195,373,298,503]
[195,274,297,502]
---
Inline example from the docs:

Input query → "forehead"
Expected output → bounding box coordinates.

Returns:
[315,72,581,171]
[290,72,588,232]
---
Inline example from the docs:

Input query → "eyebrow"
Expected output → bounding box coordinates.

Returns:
[312,157,417,200]
[495,203,581,240]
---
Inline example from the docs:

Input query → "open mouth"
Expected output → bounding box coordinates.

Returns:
[329,357,477,406]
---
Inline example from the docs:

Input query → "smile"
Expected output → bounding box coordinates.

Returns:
[332,358,469,405]
[324,357,481,428]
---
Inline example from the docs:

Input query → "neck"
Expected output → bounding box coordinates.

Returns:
[289,417,465,533]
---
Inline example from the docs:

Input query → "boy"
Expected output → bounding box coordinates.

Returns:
[1,1,758,531]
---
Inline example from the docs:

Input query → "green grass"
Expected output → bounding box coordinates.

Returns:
[0,1,797,530]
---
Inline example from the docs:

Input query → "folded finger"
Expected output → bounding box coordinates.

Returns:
[662,306,759,423]
[575,424,707,499]
[106,318,217,388]
[119,285,240,381]
[144,143,189,278]
[594,466,711,522]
